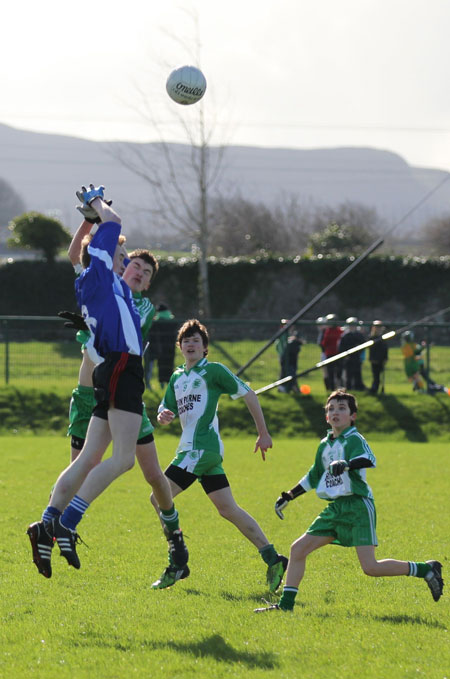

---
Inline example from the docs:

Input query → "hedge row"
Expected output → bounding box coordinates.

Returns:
[1,386,449,441]
[1,254,449,320]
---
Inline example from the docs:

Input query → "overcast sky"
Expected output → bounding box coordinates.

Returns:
[2,0,450,171]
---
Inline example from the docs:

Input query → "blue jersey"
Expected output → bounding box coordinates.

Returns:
[75,221,142,359]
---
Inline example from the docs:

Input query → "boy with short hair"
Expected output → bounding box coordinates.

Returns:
[255,389,444,612]
[153,318,288,591]
[27,188,188,580]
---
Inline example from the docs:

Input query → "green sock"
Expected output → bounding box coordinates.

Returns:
[279,586,298,611]
[259,544,278,566]
[160,505,180,533]
[408,561,431,578]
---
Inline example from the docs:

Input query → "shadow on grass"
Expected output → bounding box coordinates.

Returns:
[309,610,446,629]
[75,632,278,669]
[293,395,326,437]
[221,590,276,604]
[373,613,447,629]
[377,394,428,442]
[220,589,307,609]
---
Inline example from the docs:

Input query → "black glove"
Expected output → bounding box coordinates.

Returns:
[58,310,88,331]
[274,491,292,520]
[328,460,349,476]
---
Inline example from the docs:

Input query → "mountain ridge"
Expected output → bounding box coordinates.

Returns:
[1,122,449,240]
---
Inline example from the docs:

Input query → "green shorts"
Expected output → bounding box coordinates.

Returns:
[169,448,225,477]
[404,357,420,378]
[67,385,96,439]
[67,384,154,442]
[307,495,378,547]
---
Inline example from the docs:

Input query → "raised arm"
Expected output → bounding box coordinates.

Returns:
[68,220,94,266]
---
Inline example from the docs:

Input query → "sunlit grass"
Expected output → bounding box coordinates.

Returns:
[1,339,449,394]
[1,436,448,678]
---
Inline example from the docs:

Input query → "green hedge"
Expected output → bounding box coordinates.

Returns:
[1,386,449,441]
[1,254,449,319]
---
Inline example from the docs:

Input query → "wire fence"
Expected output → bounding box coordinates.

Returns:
[1,316,449,394]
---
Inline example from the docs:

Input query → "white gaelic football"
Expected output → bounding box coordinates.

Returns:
[166,65,207,105]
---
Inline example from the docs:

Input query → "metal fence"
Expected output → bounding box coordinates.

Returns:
[1,316,449,393]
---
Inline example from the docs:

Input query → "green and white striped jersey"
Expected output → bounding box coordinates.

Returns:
[132,292,155,341]
[299,426,376,500]
[160,358,250,456]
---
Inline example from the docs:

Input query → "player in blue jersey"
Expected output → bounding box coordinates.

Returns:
[254,390,444,613]
[27,188,186,580]
[63,209,187,583]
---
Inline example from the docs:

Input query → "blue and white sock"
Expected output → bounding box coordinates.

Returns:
[42,505,61,526]
[60,495,90,531]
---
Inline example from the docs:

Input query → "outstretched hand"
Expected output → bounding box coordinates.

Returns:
[76,184,106,206]
[274,491,292,519]
[58,310,88,331]
[253,432,272,461]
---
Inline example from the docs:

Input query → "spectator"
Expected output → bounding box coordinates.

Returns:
[368,321,388,394]
[338,317,366,390]
[146,304,178,390]
[316,316,329,391]
[320,314,343,390]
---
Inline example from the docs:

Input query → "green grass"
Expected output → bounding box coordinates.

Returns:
[1,381,450,441]
[1,340,449,395]
[1,435,448,678]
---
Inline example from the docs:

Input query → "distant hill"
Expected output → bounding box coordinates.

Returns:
[1,122,449,244]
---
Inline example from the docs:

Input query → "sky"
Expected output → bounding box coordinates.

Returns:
[2,0,450,171]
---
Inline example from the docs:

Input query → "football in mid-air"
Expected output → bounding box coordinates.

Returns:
[166,65,207,105]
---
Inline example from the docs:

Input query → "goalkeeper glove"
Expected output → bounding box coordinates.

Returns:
[274,491,292,520]
[58,310,88,331]
[76,184,106,206]
[328,460,349,476]
[76,199,113,224]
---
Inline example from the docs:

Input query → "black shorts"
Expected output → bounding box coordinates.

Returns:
[92,352,144,417]
[165,464,230,495]
[71,431,154,449]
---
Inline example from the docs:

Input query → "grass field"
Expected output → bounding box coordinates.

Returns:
[1,435,448,679]
[1,339,449,395]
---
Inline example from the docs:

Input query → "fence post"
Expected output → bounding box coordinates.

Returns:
[3,319,9,385]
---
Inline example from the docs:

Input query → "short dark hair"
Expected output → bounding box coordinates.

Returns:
[325,389,358,415]
[177,319,209,356]
[127,249,159,282]
[80,233,126,269]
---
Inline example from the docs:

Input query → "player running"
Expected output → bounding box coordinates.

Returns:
[152,318,288,592]
[255,389,444,612]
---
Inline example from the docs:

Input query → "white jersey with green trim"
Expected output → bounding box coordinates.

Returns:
[160,358,250,456]
[132,292,155,341]
[299,426,376,500]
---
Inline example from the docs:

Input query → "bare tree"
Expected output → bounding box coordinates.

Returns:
[112,11,229,317]
[209,195,290,256]
[422,214,450,254]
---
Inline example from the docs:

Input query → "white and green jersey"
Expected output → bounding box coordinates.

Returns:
[160,358,250,456]
[132,292,155,342]
[299,426,376,501]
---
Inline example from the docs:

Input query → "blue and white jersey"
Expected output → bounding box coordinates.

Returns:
[75,221,142,359]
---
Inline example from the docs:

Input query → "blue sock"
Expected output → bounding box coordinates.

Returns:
[60,495,90,531]
[42,505,61,526]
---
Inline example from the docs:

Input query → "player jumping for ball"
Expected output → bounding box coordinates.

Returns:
[255,389,444,612]
[27,188,188,580]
